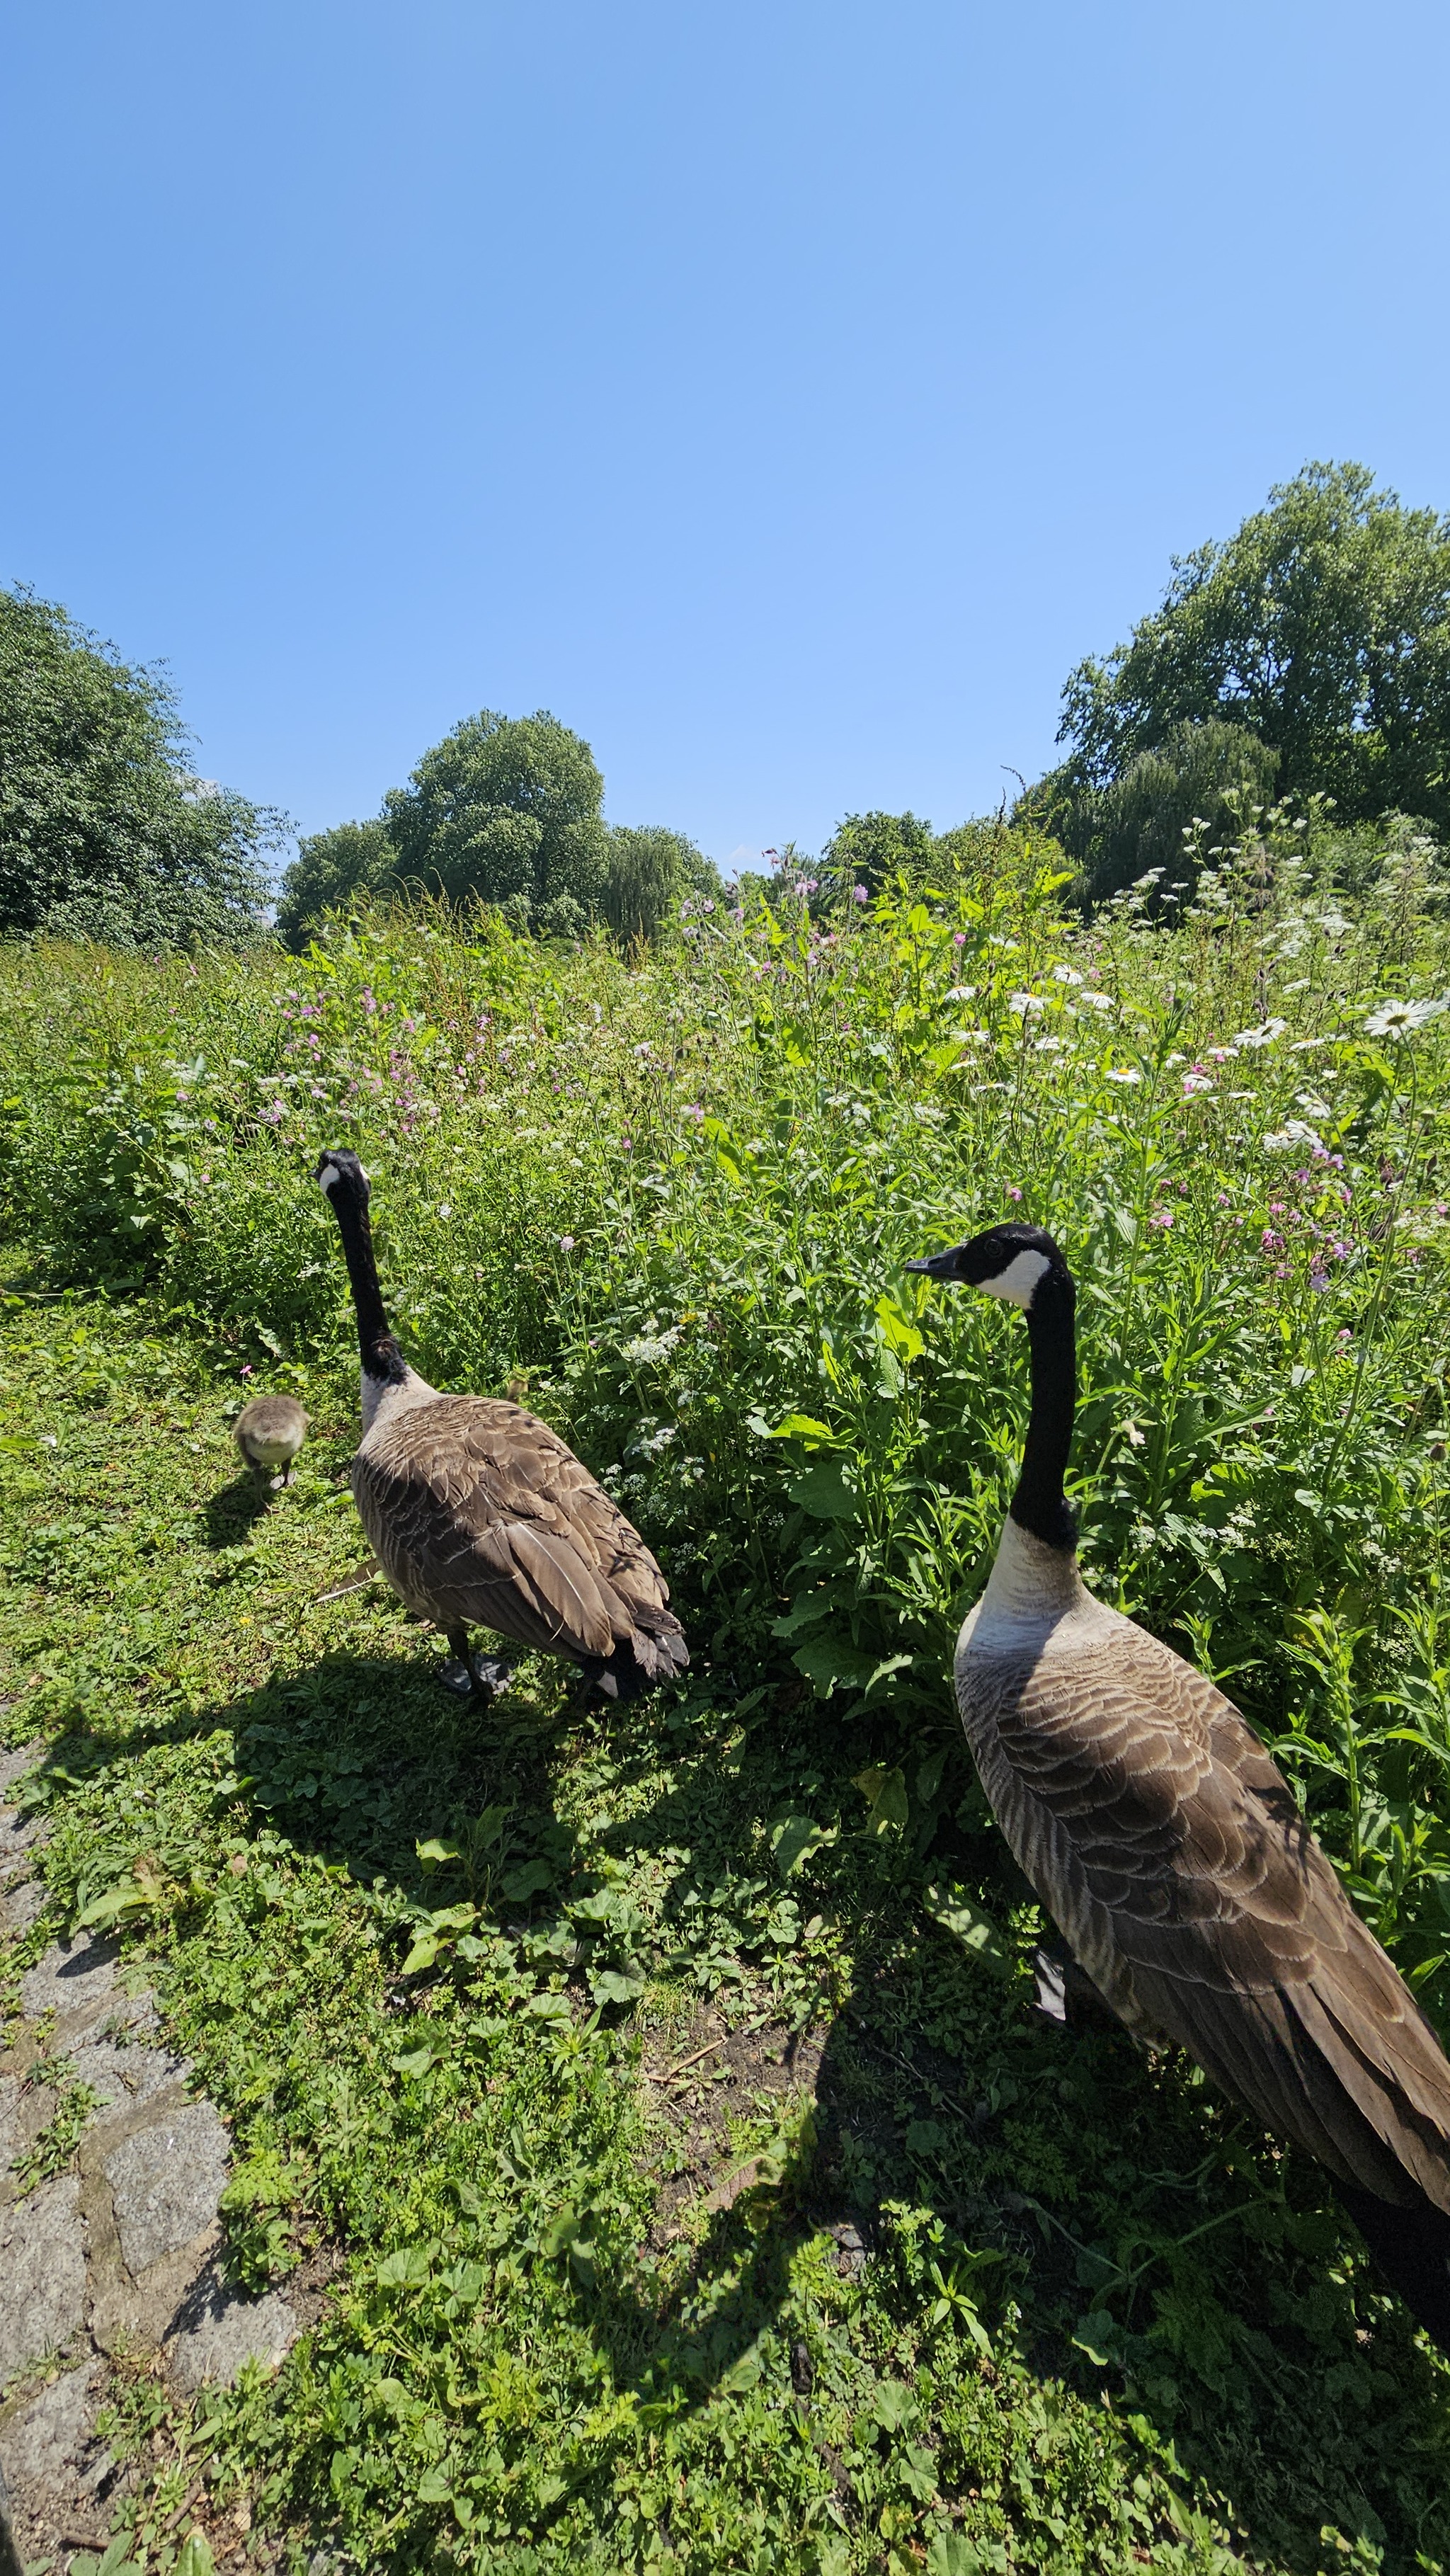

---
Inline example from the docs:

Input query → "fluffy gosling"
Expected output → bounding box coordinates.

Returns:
[234,1394,309,1489]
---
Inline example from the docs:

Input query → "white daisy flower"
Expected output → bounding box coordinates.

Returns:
[1079,991,1114,1013]
[1052,964,1083,985]
[1033,1035,1066,1053]
[1104,1066,1142,1085]
[1364,996,1446,1038]
[1263,1119,1323,1151]
[944,984,978,1002]
[1009,991,1045,1015]
[1182,1073,1213,1096]
[1234,1018,1288,1049]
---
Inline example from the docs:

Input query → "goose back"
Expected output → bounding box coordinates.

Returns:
[353,1393,686,1673]
[957,1524,1450,2213]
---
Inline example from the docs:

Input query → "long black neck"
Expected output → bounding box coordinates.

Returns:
[331,1191,407,1386]
[1011,1272,1078,1551]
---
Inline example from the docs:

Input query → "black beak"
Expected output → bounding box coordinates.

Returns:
[906,1246,966,1280]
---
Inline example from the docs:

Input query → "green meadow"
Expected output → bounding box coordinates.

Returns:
[4,815,1450,2572]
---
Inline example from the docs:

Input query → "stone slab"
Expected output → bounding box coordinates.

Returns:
[103,2104,230,2276]
[166,2272,297,2392]
[0,1879,44,1939]
[0,2075,17,2185]
[0,1809,44,1890]
[70,2034,190,2121]
[0,2362,106,2495]
[21,1935,119,2043]
[0,2178,87,2386]
[0,1748,39,1800]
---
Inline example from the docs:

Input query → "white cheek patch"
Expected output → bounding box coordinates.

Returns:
[319,1165,341,1195]
[981,1248,1051,1308]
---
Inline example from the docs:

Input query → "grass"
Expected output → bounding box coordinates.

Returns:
[2,814,1450,2570]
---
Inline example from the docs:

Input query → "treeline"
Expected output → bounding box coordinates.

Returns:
[4,458,1449,952]
[275,710,723,952]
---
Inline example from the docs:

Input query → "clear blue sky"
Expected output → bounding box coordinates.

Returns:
[4,1,1449,873]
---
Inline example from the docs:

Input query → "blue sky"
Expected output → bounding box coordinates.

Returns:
[4,1,1449,872]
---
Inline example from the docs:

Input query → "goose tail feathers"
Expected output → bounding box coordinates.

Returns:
[581,1616,690,1702]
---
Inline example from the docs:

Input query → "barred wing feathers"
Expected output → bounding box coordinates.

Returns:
[961,1617,1450,2211]
[354,1396,687,1675]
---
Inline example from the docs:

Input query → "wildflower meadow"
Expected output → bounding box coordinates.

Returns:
[4,811,1450,2572]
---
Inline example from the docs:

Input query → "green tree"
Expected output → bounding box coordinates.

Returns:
[600,825,723,946]
[821,809,937,899]
[1041,717,1281,904]
[275,819,393,952]
[0,587,280,948]
[1051,462,1450,838]
[383,709,608,935]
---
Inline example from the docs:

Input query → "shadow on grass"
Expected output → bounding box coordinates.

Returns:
[201,1471,280,1548]
[20,1662,1450,2570]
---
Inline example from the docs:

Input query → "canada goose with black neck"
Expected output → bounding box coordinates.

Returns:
[316,1149,689,1702]
[908,1219,1450,2349]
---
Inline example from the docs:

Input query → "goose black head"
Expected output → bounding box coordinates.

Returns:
[315,1146,371,1210]
[906,1221,1070,1312]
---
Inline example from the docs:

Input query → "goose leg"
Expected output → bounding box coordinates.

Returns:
[440,1629,513,1702]
[440,1626,477,1696]
[1032,1943,1117,2029]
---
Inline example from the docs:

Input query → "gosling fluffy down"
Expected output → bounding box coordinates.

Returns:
[234,1394,309,1486]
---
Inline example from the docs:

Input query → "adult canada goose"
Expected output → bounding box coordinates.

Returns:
[234,1394,309,1488]
[315,1148,689,1704]
[907,1220,1450,2350]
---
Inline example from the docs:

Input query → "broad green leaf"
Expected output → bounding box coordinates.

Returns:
[791,1634,877,1697]
[770,1813,832,1879]
[391,2044,437,2078]
[874,1292,925,1363]
[788,1457,857,1520]
[852,1764,909,1834]
[923,1881,1011,1976]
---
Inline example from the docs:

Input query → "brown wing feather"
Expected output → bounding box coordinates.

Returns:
[961,1618,1450,2209]
[353,1396,685,1668]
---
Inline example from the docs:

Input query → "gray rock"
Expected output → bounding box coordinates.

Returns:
[166,2272,296,2392]
[21,1934,118,2041]
[0,1878,45,1937]
[0,2073,17,2181]
[0,1746,40,1799]
[0,1808,45,1889]
[0,2361,106,2494]
[71,2034,189,2120]
[0,2178,87,2385]
[104,2104,230,2276]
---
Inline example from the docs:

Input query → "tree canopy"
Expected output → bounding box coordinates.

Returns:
[383,709,608,936]
[277,709,719,952]
[821,809,937,899]
[0,587,280,948]
[1044,462,1450,891]
[599,826,723,946]
[273,819,394,951]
